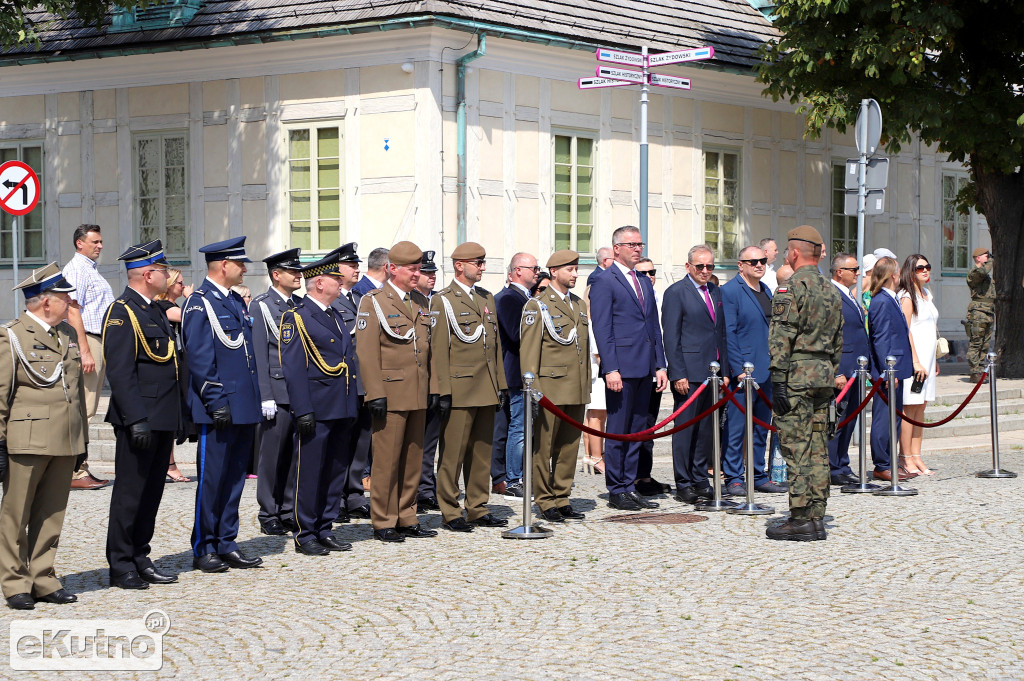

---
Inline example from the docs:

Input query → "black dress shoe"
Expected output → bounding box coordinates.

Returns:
[193,553,229,573]
[373,528,406,542]
[348,506,371,519]
[219,550,263,569]
[634,479,666,496]
[831,473,858,486]
[259,518,287,535]
[608,492,643,511]
[281,517,300,532]
[442,517,475,532]
[139,567,177,584]
[674,487,699,504]
[417,497,440,513]
[766,518,819,541]
[295,539,331,555]
[558,505,586,520]
[319,535,353,551]
[335,510,351,524]
[694,486,715,500]
[36,588,78,604]
[812,518,827,540]
[110,571,149,590]
[539,507,565,523]
[468,513,508,527]
[6,593,34,610]
[629,492,659,509]
[397,524,438,538]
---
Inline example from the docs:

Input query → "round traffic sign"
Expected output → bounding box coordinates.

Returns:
[0,160,40,217]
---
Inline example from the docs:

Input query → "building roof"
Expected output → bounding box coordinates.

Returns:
[5,0,777,68]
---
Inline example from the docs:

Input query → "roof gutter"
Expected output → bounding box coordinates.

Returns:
[455,33,485,245]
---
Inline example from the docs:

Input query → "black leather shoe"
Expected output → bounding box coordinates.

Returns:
[539,507,565,523]
[635,479,666,496]
[674,487,699,504]
[295,539,331,555]
[558,505,586,520]
[6,593,34,610]
[259,518,287,535]
[319,535,353,551]
[335,509,351,524]
[348,506,371,519]
[397,524,438,538]
[812,518,827,540]
[219,550,263,569]
[281,517,299,532]
[469,513,508,527]
[373,528,406,542]
[36,588,78,604]
[139,567,177,584]
[442,517,475,532]
[754,481,788,494]
[694,486,715,500]
[110,571,149,590]
[417,497,440,513]
[629,492,659,509]
[766,518,819,541]
[608,492,643,511]
[193,553,229,573]
[831,473,860,486]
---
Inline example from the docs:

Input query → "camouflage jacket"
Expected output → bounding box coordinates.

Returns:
[769,265,843,389]
[967,261,995,307]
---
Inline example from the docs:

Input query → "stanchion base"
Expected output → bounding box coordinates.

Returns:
[976,469,1018,479]
[694,498,740,512]
[501,525,553,540]
[872,486,918,497]
[726,502,775,515]
[841,482,883,494]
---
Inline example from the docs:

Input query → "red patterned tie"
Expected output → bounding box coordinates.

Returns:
[700,285,715,322]
[630,270,645,309]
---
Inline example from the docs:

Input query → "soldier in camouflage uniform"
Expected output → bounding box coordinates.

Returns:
[965,247,994,382]
[766,226,844,542]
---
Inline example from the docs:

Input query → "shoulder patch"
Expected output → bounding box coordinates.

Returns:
[776,286,788,294]
[357,318,368,330]
[280,322,294,343]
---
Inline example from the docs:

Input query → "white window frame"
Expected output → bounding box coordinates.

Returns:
[940,171,972,273]
[551,129,597,257]
[0,139,46,264]
[283,121,344,255]
[830,162,858,257]
[132,130,189,260]
[702,147,742,262]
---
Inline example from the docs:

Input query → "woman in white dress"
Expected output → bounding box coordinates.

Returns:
[581,291,606,474]
[898,253,939,475]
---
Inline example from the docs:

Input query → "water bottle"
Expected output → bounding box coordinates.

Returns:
[769,437,787,483]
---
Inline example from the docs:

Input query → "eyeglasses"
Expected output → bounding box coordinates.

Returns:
[915,264,932,272]
[690,263,715,271]
[615,242,646,250]
[517,265,541,273]
[838,266,860,273]
[739,258,768,266]
[636,269,656,277]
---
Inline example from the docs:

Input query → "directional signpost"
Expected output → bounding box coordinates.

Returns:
[0,160,40,303]
[579,45,714,252]
[843,99,889,301]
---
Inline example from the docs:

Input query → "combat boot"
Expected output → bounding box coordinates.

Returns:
[811,518,827,540]
[766,518,818,542]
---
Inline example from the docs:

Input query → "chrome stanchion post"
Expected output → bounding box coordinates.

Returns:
[874,356,917,497]
[503,372,553,539]
[977,352,1016,478]
[843,355,881,493]
[696,361,738,511]
[727,362,774,515]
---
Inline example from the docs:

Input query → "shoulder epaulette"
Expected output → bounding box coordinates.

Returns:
[363,288,383,297]
[2,319,19,329]
[251,291,271,303]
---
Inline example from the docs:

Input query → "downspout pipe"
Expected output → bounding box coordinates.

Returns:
[456,33,486,245]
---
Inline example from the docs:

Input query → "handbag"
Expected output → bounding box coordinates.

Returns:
[936,336,950,359]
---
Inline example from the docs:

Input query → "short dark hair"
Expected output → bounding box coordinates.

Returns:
[758,237,776,250]
[611,225,640,245]
[637,257,653,266]
[830,253,853,275]
[366,248,390,271]
[73,224,101,249]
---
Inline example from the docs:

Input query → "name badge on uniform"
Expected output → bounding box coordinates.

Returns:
[388,314,400,318]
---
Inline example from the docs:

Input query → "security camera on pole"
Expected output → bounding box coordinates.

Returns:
[580,45,714,254]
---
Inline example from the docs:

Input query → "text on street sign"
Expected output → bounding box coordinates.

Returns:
[649,73,692,90]
[595,48,645,67]
[578,77,633,90]
[647,46,715,67]
[596,65,645,83]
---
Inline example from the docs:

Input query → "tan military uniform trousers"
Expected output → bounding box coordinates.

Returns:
[370,409,426,530]
[533,404,586,512]
[437,406,495,523]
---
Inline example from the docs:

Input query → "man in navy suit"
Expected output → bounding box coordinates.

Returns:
[280,251,362,555]
[867,256,914,482]
[181,236,263,573]
[662,244,730,503]
[721,246,785,495]
[828,254,870,485]
[586,247,613,286]
[491,252,539,499]
[351,247,389,297]
[589,226,668,511]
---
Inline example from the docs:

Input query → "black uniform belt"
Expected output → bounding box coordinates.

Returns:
[790,351,829,361]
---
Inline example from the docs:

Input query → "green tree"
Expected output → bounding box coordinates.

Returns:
[758,0,1024,376]
[1,0,140,48]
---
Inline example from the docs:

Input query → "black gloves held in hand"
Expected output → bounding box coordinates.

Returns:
[428,394,440,413]
[296,413,316,437]
[772,382,792,417]
[438,395,452,422]
[366,398,388,426]
[129,420,153,450]
[497,389,509,412]
[0,440,7,481]
[211,405,232,430]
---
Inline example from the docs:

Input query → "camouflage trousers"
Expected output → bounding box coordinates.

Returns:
[966,306,994,375]
[774,386,831,520]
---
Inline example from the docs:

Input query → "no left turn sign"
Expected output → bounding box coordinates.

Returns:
[0,160,40,217]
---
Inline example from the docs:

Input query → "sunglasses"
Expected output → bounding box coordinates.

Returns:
[838,266,860,273]
[517,265,541,273]
[690,263,715,271]
[615,242,646,250]
[459,258,486,267]
[636,269,656,277]
[915,264,932,272]
[739,258,768,266]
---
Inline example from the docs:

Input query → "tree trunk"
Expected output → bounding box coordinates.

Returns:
[971,165,1024,378]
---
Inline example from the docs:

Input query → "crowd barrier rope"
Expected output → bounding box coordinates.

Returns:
[875,371,987,428]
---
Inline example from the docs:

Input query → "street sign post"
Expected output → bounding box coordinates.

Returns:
[647,46,715,67]
[596,48,645,68]
[845,99,888,303]
[0,160,41,307]
[578,77,632,90]
[845,157,889,190]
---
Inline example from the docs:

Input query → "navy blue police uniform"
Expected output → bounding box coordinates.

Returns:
[181,236,263,572]
[279,251,360,555]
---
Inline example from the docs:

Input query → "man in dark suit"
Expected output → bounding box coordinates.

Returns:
[104,240,184,590]
[491,252,538,499]
[721,246,785,495]
[249,249,304,536]
[586,247,613,287]
[414,250,441,512]
[828,253,869,485]
[589,226,668,511]
[662,244,730,504]
[352,247,389,297]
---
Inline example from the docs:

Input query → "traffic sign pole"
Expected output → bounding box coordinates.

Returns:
[856,99,869,302]
[640,46,649,255]
[11,216,18,311]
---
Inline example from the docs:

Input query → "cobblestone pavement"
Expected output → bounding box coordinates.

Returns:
[4,446,1023,681]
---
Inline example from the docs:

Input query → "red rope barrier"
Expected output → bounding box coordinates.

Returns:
[635,380,708,436]
[833,382,880,431]
[875,371,988,428]
[834,375,856,404]
[725,387,777,432]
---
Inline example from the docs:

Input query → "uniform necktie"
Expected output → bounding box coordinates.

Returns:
[630,270,645,309]
[403,292,413,315]
[700,285,715,322]
[48,327,59,348]
[287,297,295,309]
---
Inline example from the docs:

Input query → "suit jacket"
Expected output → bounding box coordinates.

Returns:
[355,286,434,411]
[352,275,382,297]
[181,278,262,425]
[429,281,507,406]
[494,284,530,390]
[721,276,771,383]
[835,284,871,378]
[586,266,607,287]
[662,275,729,383]
[0,316,87,456]
[279,300,359,421]
[331,287,365,395]
[589,265,666,379]
[249,287,301,405]
[868,289,913,380]
[519,291,591,404]
[102,287,185,432]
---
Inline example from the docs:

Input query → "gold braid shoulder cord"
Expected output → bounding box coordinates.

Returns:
[292,313,351,390]
[102,301,178,380]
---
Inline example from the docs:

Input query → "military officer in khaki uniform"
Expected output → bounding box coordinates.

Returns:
[520,250,591,524]
[430,242,509,532]
[0,264,88,610]
[355,241,439,543]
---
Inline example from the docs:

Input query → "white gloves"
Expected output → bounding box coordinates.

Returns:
[261,400,278,420]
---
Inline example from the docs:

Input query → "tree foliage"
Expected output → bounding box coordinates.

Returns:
[0,0,141,49]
